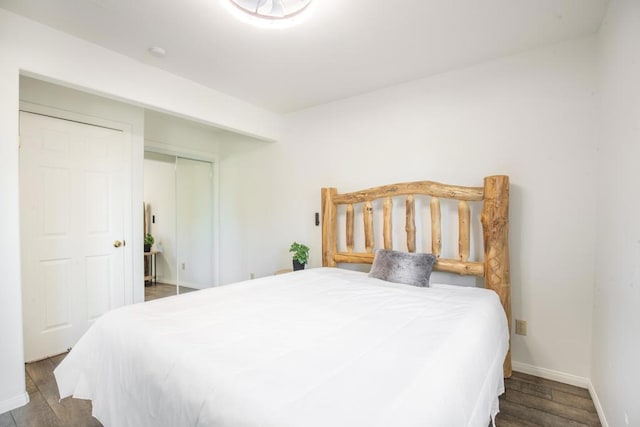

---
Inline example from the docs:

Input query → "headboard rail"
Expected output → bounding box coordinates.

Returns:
[321,175,511,377]
[331,180,484,204]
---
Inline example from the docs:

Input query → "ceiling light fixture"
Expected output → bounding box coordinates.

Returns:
[227,0,313,28]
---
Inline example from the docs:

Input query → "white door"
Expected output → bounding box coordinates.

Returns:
[20,111,128,362]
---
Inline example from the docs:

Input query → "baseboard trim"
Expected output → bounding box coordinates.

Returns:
[511,361,589,388]
[177,281,208,290]
[0,392,29,414]
[149,279,209,290]
[588,381,609,427]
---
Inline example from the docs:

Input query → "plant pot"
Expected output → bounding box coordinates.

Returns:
[144,244,151,252]
[292,259,305,271]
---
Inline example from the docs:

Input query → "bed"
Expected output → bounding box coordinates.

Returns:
[55,175,511,427]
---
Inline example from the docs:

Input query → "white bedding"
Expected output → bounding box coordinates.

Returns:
[55,268,509,427]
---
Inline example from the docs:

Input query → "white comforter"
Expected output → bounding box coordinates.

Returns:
[55,268,508,427]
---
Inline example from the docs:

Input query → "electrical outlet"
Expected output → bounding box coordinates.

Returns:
[181,262,185,270]
[515,319,527,336]
[250,273,255,280]
[624,411,629,426]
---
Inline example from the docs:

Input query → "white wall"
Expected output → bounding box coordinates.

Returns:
[0,44,25,415]
[0,8,279,411]
[592,1,640,426]
[144,109,224,154]
[0,10,280,141]
[218,133,272,284]
[218,37,600,379]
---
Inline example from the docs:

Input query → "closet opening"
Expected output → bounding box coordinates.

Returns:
[143,152,216,301]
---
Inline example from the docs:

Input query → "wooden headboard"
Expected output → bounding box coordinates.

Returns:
[321,175,511,377]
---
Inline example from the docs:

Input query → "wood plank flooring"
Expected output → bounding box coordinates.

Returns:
[495,372,601,427]
[1,354,101,427]
[2,354,601,427]
[144,282,198,301]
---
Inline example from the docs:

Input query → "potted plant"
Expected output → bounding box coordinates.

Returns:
[289,242,309,271]
[144,233,154,252]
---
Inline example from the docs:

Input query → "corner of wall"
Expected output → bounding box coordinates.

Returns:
[588,381,610,427]
[0,392,29,415]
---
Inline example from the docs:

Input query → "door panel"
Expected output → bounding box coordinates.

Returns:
[85,255,111,321]
[20,111,128,361]
[42,167,71,235]
[85,173,110,233]
[40,260,72,331]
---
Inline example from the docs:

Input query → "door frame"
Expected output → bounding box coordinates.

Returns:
[19,101,136,309]
[144,139,220,288]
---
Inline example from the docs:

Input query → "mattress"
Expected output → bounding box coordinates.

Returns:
[55,267,509,427]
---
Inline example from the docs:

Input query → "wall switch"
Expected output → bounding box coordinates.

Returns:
[624,411,629,426]
[181,262,185,270]
[515,319,527,335]
[250,273,255,280]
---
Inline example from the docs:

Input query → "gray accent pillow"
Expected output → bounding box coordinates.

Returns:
[368,249,437,287]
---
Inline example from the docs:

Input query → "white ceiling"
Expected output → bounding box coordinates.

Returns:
[0,0,608,113]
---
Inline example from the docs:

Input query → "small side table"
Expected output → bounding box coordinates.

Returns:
[144,251,159,286]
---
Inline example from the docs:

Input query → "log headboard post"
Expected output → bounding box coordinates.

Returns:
[481,175,512,377]
[322,187,338,267]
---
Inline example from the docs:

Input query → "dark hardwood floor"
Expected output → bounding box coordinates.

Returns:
[1,354,601,427]
[144,282,198,302]
[496,372,601,427]
[0,354,101,427]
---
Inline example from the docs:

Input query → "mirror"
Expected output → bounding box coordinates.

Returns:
[143,152,215,301]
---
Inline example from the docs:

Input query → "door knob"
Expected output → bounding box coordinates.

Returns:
[113,240,123,248]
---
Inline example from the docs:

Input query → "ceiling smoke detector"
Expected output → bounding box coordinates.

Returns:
[227,0,313,27]
[148,46,167,58]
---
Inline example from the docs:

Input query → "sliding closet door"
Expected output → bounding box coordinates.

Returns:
[176,157,214,292]
[143,152,177,294]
